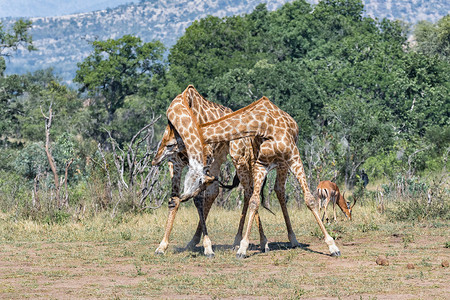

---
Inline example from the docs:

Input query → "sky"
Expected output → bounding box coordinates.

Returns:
[0,0,138,18]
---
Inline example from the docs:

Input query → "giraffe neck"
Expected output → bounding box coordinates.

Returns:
[166,85,233,196]
[200,97,271,144]
[165,87,207,195]
[186,86,231,124]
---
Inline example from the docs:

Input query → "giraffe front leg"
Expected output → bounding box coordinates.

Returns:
[155,196,180,255]
[193,194,214,258]
[186,191,216,250]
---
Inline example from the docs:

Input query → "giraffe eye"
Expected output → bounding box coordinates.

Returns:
[167,143,177,150]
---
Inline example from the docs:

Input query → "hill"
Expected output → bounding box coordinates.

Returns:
[0,0,138,18]
[2,0,449,84]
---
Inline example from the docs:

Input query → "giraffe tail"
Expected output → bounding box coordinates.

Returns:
[260,177,275,215]
[220,172,275,215]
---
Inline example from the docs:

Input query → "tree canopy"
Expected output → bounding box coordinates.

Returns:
[1,1,449,214]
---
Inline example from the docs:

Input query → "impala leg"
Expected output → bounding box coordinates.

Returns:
[274,167,299,248]
[290,155,340,256]
[324,197,331,223]
[320,197,327,222]
[333,199,337,222]
[236,163,267,259]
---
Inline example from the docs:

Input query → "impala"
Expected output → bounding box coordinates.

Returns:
[317,180,356,222]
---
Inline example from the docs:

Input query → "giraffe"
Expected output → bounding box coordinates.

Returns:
[170,95,341,257]
[152,86,300,256]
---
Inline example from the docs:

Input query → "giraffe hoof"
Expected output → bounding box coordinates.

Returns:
[155,250,165,255]
[328,244,341,257]
[331,250,341,257]
[236,253,247,259]
[205,253,215,258]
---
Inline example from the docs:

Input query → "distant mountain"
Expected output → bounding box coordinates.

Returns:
[0,0,138,18]
[2,0,449,84]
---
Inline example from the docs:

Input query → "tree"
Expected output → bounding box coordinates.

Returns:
[168,10,274,94]
[0,19,35,143]
[324,89,394,187]
[74,35,166,129]
[414,15,450,62]
[0,19,35,73]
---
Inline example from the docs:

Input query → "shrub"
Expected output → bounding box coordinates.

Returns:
[387,195,450,221]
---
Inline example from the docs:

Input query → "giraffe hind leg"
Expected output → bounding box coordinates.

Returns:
[236,163,268,259]
[274,167,299,248]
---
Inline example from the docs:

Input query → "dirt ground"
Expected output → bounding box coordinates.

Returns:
[0,219,449,299]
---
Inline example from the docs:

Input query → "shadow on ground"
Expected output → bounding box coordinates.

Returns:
[173,241,329,257]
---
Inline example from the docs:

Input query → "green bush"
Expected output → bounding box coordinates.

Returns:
[43,210,71,225]
[388,196,450,221]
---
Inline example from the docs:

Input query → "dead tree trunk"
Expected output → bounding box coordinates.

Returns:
[41,104,61,208]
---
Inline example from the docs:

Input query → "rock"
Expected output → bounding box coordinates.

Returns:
[442,260,449,268]
[406,263,415,269]
[376,255,389,266]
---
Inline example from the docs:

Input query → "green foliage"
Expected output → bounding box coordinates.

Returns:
[0,170,29,213]
[43,210,71,225]
[1,1,449,220]
[14,142,46,179]
[363,151,401,179]
[74,35,166,141]
[0,19,35,61]
[388,196,450,221]
[414,15,450,62]
[0,20,36,136]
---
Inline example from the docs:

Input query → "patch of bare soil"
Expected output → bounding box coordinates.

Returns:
[0,227,449,299]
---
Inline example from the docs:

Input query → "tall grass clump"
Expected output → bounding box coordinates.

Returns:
[384,175,450,221]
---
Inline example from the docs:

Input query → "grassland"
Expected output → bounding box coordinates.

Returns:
[0,203,448,299]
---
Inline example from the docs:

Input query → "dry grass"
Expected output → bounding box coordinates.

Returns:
[0,203,449,299]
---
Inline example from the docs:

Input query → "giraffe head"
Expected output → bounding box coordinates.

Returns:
[152,123,185,166]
